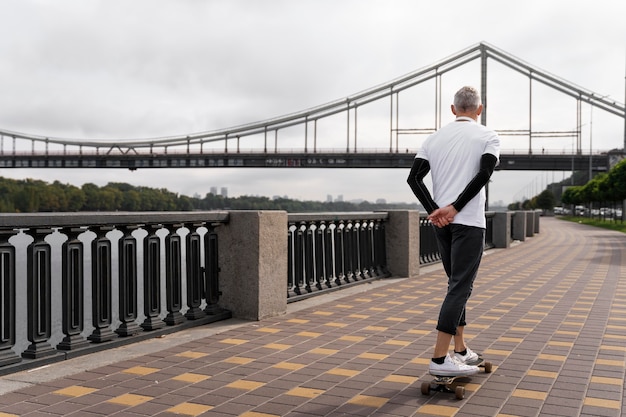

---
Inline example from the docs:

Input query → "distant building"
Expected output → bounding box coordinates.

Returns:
[335,195,344,202]
[220,187,228,198]
[326,194,333,202]
[210,186,218,195]
[376,198,387,204]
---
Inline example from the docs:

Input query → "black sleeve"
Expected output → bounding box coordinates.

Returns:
[451,153,498,211]
[406,158,439,214]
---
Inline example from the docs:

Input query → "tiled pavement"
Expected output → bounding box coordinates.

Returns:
[0,217,625,417]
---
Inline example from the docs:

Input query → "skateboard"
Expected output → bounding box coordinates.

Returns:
[421,358,492,399]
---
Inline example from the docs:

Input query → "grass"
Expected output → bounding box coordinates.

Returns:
[559,216,626,234]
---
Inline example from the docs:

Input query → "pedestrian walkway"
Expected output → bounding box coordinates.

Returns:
[0,217,625,417]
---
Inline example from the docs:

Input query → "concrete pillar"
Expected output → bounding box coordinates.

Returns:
[216,211,288,320]
[534,211,541,234]
[492,212,511,248]
[526,211,535,237]
[512,211,526,242]
[384,210,420,278]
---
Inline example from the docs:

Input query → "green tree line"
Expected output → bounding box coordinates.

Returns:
[562,158,626,206]
[0,176,419,213]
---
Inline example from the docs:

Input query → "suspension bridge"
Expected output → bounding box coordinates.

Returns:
[0,42,624,173]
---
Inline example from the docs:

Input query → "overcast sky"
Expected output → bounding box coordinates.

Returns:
[0,0,624,206]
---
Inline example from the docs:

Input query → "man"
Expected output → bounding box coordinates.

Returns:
[406,86,500,376]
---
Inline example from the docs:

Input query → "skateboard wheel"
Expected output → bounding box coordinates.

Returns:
[421,381,431,395]
[484,361,493,373]
[455,385,465,399]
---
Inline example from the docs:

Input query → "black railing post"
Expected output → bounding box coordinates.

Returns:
[88,226,115,343]
[334,221,346,284]
[203,227,224,315]
[324,221,335,287]
[185,223,204,319]
[0,230,20,366]
[304,221,314,293]
[164,224,185,325]
[57,227,89,350]
[315,221,328,289]
[23,228,56,358]
[141,225,164,330]
[293,223,304,295]
[287,224,294,297]
[116,226,140,336]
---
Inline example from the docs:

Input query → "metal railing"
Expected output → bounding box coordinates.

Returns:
[0,212,230,375]
[287,213,389,301]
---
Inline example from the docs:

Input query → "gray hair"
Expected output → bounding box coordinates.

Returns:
[453,86,481,112]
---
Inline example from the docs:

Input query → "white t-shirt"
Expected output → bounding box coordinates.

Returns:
[415,117,500,228]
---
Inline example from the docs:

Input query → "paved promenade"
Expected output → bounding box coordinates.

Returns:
[0,217,625,417]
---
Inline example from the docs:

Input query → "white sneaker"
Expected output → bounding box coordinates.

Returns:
[429,354,480,376]
[455,347,481,365]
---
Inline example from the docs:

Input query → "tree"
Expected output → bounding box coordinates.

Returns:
[535,189,556,212]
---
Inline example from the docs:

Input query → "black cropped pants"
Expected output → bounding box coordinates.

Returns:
[434,223,485,335]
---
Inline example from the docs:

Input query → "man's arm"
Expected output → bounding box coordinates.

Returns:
[406,158,438,214]
[450,153,498,211]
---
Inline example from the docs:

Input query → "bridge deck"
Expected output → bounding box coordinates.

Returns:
[1,217,625,417]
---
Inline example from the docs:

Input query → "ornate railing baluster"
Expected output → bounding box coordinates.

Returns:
[293,223,304,295]
[164,224,185,325]
[304,221,314,293]
[141,225,164,330]
[0,231,19,366]
[116,226,140,336]
[324,222,335,287]
[314,221,327,289]
[57,227,89,350]
[23,228,56,359]
[88,226,115,343]
[204,227,223,315]
[334,221,346,284]
[287,224,294,297]
[344,221,356,281]
[185,224,204,319]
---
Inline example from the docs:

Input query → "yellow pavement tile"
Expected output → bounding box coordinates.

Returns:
[512,389,547,401]
[339,335,365,342]
[309,347,338,355]
[354,298,373,302]
[172,373,210,383]
[176,351,208,359]
[364,326,388,331]
[417,404,459,417]
[220,338,248,345]
[273,362,306,371]
[358,352,388,360]
[327,368,360,377]
[383,374,418,384]
[226,380,265,390]
[223,356,254,365]
[53,385,98,397]
[108,393,153,406]
[484,349,511,357]
[584,397,621,409]
[286,387,325,398]
[385,317,408,322]
[0,413,19,417]
[166,402,213,416]
[590,376,622,386]
[347,394,389,408]
[538,354,566,362]
[497,337,523,343]
[547,341,574,347]
[256,327,281,334]
[287,318,309,324]
[404,309,424,314]
[313,311,333,316]
[263,343,291,350]
[335,304,354,309]
[527,370,558,379]
[384,339,411,347]
[596,358,625,367]
[325,322,348,328]
[407,329,430,335]
[348,314,369,319]
[123,366,159,375]
[296,331,321,338]
[411,357,430,365]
